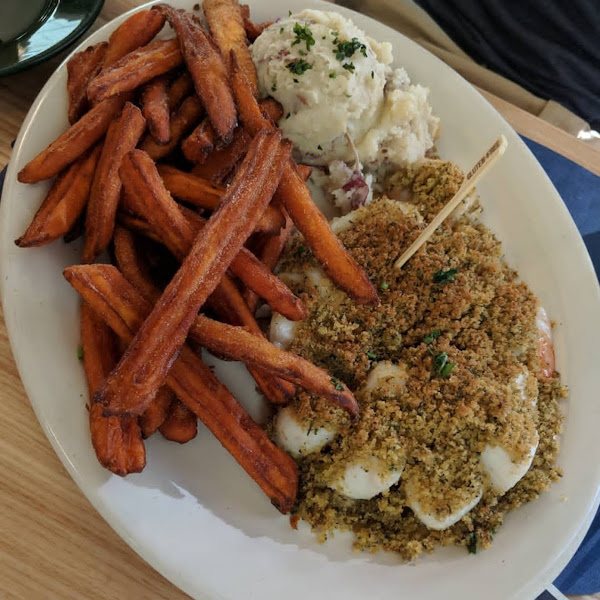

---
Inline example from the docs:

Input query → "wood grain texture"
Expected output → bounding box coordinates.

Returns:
[0,1,596,599]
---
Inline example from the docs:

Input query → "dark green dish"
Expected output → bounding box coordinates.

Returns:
[0,0,105,77]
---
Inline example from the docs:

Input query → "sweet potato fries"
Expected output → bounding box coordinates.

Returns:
[15,1,376,512]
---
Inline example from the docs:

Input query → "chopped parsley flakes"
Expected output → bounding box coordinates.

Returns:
[379,281,389,291]
[286,59,313,76]
[343,62,355,73]
[292,22,315,51]
[329,71,337,78]
[424,329,441,344]
[433,268,458,284]
[433,351,456,378]
[367,351,377,360]
[77,345,84,361]
[333,36,368,61]
[331,377,344,391]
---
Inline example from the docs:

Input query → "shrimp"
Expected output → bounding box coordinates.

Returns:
[537,306,555,378]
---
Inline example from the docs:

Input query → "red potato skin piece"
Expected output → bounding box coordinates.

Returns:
[96,131,291,417]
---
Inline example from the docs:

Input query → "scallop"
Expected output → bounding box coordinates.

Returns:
[365,361,408,396]
[480,436,539,495]
[406,483,483,530]
[274,405,338,457]
[329,456,405,500]
[269,312,298,349]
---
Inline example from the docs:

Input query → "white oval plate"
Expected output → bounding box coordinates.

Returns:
[2,1,600,599]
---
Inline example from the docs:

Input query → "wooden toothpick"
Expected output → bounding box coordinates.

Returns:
[394,135,508,270]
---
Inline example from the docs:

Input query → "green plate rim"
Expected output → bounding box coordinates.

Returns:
[0,0,105,77]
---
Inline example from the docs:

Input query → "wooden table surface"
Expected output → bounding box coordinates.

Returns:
[0,2,598,599]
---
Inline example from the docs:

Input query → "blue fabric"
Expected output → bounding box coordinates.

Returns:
[1,137,599,597]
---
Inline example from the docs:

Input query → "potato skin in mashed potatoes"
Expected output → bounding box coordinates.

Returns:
[269,160,565,560]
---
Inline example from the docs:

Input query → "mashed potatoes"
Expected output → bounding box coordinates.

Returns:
[251,10,439,168]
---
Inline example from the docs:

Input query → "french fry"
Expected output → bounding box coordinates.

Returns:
[103,9,167,68]
[180,116,216,163]
[138,95,203,161]
[96,130,290,417]
[113,226,161,304]
[189,316,358,415]
[65,264,298,512]
[120,151,305,320]
[81,302,146,476]
[140,75,171,145]
[82,102,146,263]
[157,164,222,206]
[15,146,101,248]
[159,398,198,443]
[243,209,293,313]
[18,94,129,184]
[187,98,281,172]
[167,72,193,111]
[157,166,285,235]
[240,4,272,42]
[203,0,258,97]
[154,5,237,142]
[114,209,296,406]
[231,55,379,305]
[88,39,183,105]
[140,386,174,438]
[67,43,108,124]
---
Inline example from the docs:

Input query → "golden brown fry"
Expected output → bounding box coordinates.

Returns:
[154,5,236,142]
[203,0,258,97]
[167,72,193,111]
[240,4,272,42]
[157,164,222,206]
[103,9,167,68]
[81,302,146,476]
[120,153,305,320]
[243,209,293,313]
[157,165,285,235]
[65,264,298,512]
[159,398,198,443]
[15,146,101,248]
[190,316,358,415]
[188,98,281,174]
[115,206,296,406]
[113,226,161,304]
[67,43,108,124]
[18,94,128,184]
[139,95,203,161]
[140,75,170,145]
[140,386,174,438]
[83,102,146,263]
[231,55,379,305]
[88,39,182,105]
[96,131,290,417]
[180,117,216,163]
